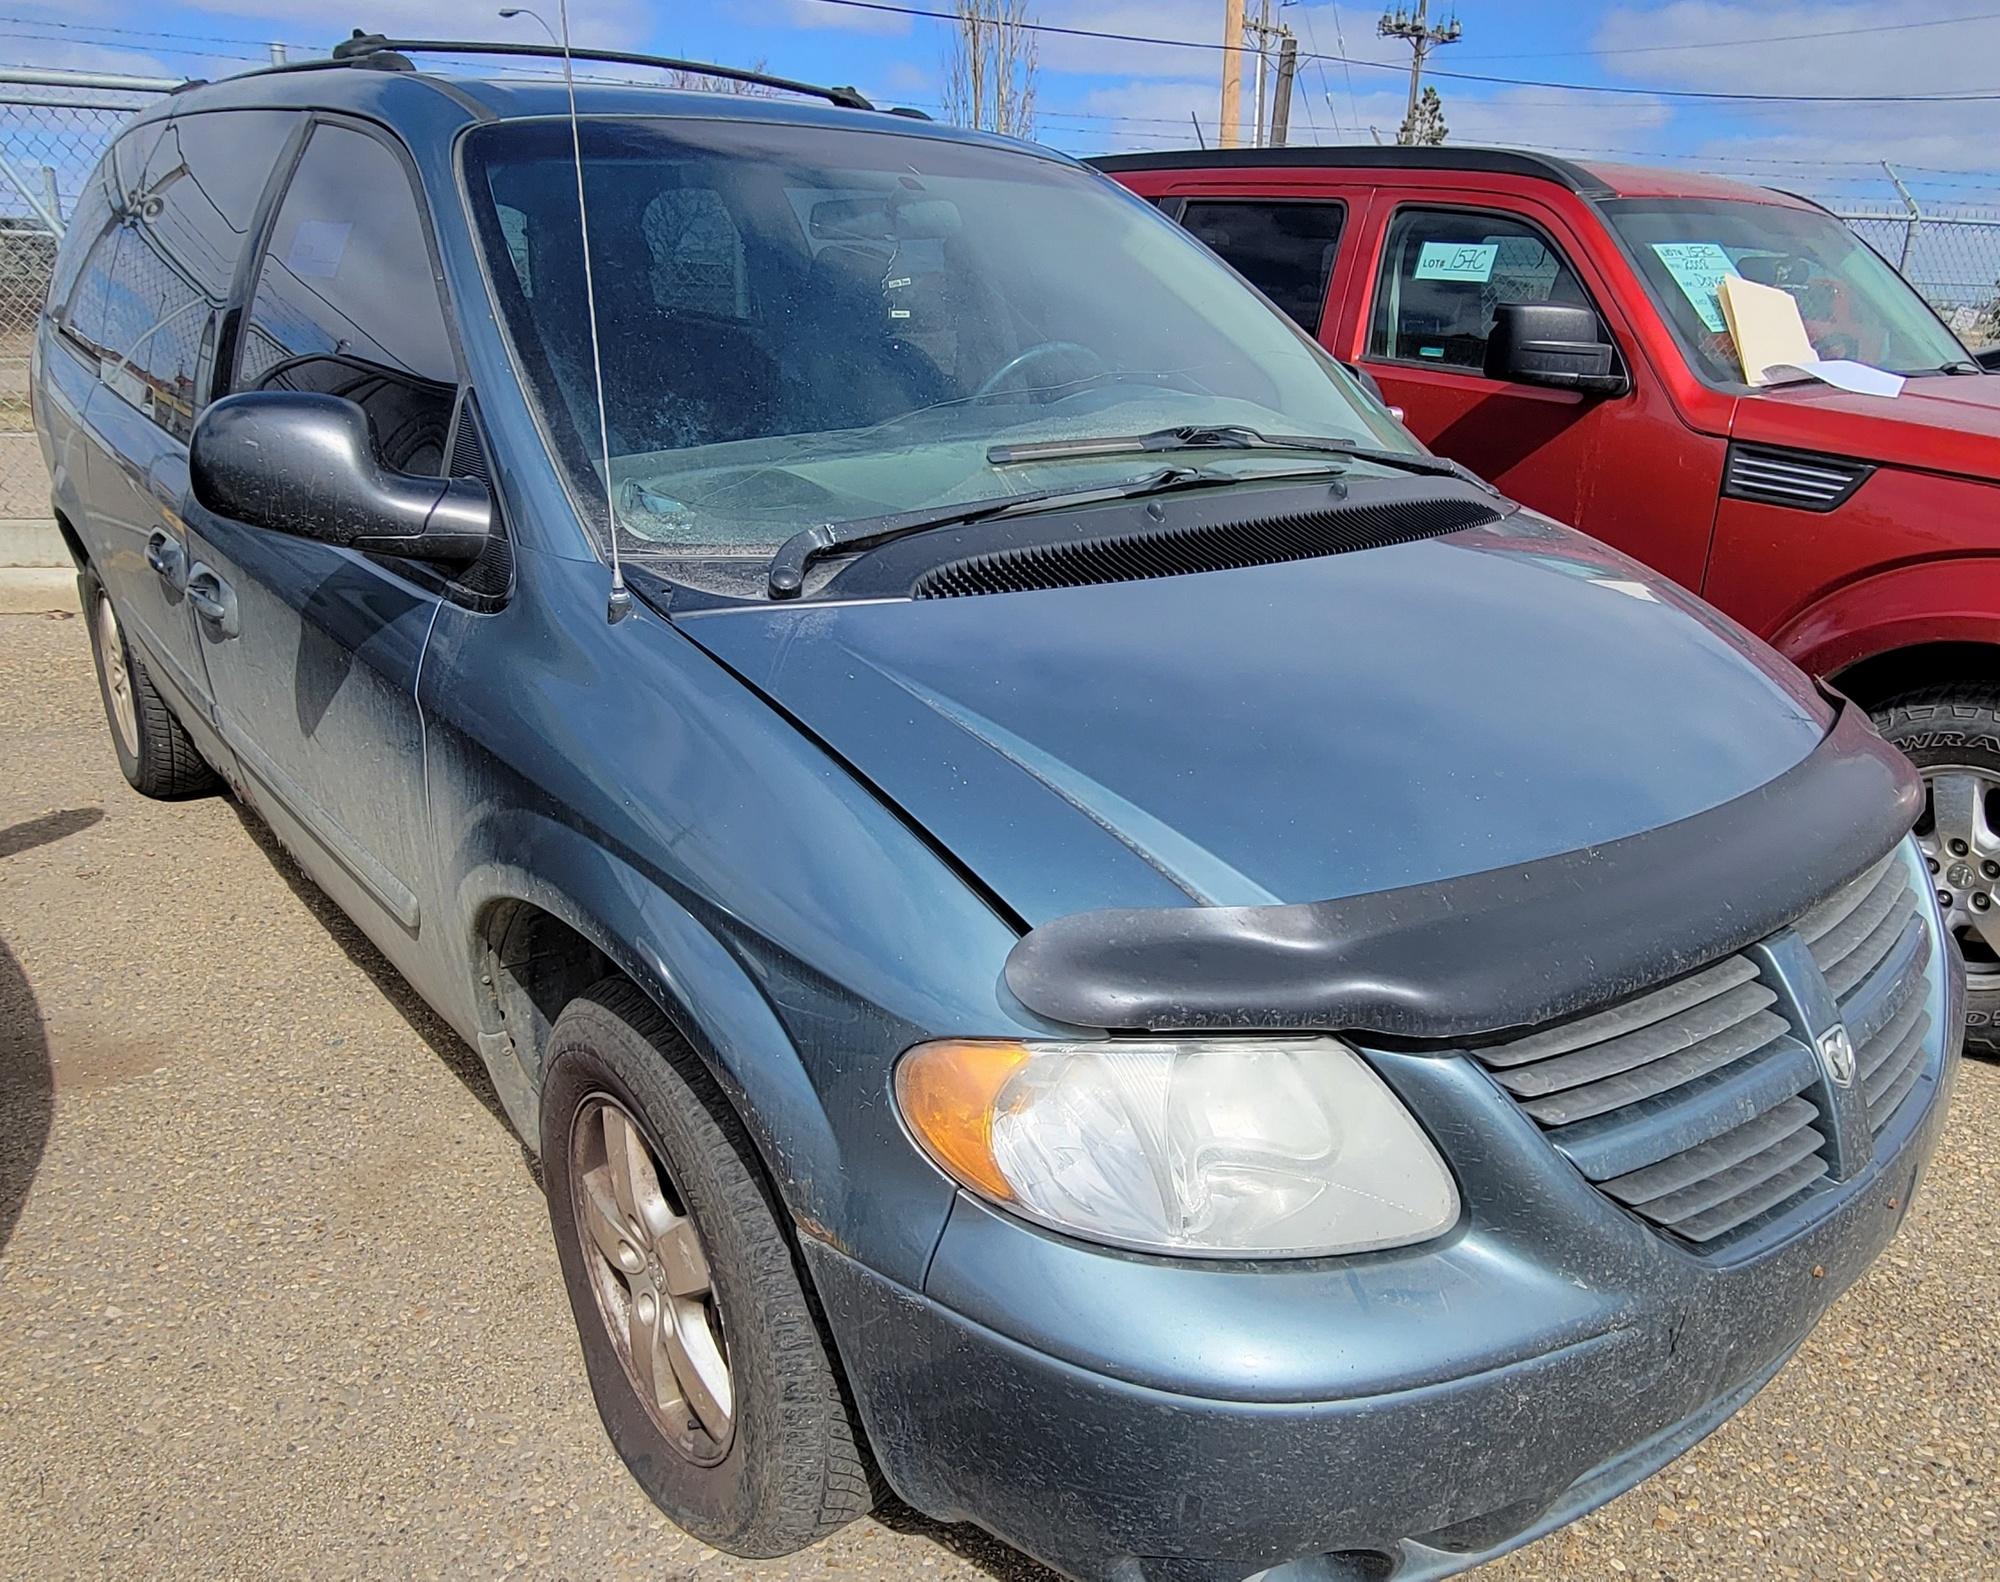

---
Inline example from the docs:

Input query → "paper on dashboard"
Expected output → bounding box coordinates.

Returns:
[1716,275,1904,398]
[1717,275,1814,384]
[1759,358,1905,398]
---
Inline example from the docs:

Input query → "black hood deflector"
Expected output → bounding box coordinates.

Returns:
[1003,704,1920,1041]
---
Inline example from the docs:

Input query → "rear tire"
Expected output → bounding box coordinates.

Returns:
[1872,685,2000,1057]
[81,572,219,801]
[540,977,874,1556]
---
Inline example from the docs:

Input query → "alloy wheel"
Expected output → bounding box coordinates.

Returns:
[569,1095,735,1465]
[1917,763,2000,991]
[94,593,139,759]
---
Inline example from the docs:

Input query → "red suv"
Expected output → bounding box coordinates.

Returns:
[1097,146,2000,1051]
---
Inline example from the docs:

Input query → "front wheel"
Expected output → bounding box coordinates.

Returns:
[1873,686,2000,1056]
[540,979,874,1555]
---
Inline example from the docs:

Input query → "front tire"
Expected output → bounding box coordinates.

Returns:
[540,978,874,1555]
[81,572,219,800]
[1873,685,2000,1056]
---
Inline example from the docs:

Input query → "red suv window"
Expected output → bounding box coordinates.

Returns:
[1178,199,1346,332]
[1368,207,1592,371]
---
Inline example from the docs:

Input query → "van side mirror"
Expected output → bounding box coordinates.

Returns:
[1484,303,1628,396]
[1339,360,1386,406]
[190,391,492,565]
[1338,361,1406,424]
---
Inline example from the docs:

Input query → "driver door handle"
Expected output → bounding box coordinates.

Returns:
[145,528,188,592]
[185,562,239,639]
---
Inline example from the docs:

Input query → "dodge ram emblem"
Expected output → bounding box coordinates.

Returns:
[1815,1024,1857,1088]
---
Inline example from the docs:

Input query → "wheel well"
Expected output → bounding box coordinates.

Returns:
[478,900,613,1084]
[1828,642,2000,712]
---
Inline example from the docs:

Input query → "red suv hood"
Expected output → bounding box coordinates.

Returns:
[1734,374,2000,483]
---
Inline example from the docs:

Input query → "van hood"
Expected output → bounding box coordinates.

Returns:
[674,509,1831,927]
[1736,371,2000,483]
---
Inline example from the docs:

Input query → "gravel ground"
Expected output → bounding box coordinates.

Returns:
[1,596,1995,1582]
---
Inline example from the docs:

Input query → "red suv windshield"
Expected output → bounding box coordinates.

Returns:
[1603,197,1973,383]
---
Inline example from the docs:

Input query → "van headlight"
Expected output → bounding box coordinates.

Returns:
[894,1036,1459,1257]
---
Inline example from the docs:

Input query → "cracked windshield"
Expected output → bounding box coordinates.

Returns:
[464,118,1407,558]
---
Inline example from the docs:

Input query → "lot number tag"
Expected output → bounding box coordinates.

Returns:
[1413,241,1498,282]
[1651,241,1739,333]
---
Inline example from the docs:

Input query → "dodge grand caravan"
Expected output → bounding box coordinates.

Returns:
[36,40,1963,1582]
[1097,147,2000,1053]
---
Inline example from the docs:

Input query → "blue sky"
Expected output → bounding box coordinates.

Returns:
[11,1,2000,210]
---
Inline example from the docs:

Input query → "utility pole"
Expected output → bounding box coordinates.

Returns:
[1220,0,1245,148]
[1378,1,1460,133]
[1220,0,1246,148]
[1269,32,1298,146]
[1251,0,1272,149]
[268,40,287,65]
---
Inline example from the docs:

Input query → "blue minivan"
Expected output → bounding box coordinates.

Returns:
[35,37,1963,1582]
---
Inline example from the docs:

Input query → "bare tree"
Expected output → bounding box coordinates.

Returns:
[942,0,1038,138]
[662,58,780,96]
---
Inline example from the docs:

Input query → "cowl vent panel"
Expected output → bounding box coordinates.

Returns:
[910,496,1500,599]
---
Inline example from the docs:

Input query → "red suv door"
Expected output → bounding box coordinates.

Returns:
[1340,192,1724,592]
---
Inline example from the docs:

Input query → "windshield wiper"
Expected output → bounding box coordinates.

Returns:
[985,424,1479,484]
[767,462,1345,598]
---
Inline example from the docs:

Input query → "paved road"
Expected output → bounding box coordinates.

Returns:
[1,599,1995,1582]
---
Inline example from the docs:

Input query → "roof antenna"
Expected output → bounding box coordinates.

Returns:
[503,3,630,622]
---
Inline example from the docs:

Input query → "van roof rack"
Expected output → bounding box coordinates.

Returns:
[321,32,875,111]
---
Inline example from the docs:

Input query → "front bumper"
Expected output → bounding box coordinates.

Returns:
[805,956,1962,1582]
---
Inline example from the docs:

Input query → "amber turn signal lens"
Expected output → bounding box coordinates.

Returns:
[894,1039,1031,1201]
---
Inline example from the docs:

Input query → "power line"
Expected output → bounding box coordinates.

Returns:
[1454,8,2000,61]
[4,4,1995,196]
[0,13,316,53]
[800,0,2000,103]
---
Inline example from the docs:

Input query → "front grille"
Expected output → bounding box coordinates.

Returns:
[1473,843,1938,1248]
[910,497,1498,598]
[1796,852,1934,1135]
[1479,954,1827,1243]
[1722,443,1872,512]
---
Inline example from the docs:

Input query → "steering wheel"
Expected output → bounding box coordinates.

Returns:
[972,340,1109,403]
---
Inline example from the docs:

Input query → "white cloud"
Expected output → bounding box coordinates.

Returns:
[765,0,912,36]
[1592,2,2000,96]
[179,0,649,52]
[1046,71,1673,161]
[0,37,177,80]
[1028,1,1408,84]
[1588,1,2000,173]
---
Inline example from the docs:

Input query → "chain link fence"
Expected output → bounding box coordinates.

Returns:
[0,76,166,521]
[0,72,1994,532]
[1834,208,2000,351]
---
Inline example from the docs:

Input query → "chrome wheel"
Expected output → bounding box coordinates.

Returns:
[1918,763,2000,991]
[569,1095,734,1464]
[94,592,139,759]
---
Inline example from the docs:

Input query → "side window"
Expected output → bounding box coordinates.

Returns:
[1180,200,1346,332]
[234,121,456,475]
[643,188,748,319]
[1368,208,1592,371]
[49,160,117,324]
[495,203,533,298]
[92,110,298,439]
[56,228,122,354]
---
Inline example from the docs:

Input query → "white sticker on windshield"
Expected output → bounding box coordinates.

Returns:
[1651,241,1739,333]
[1412,241,1498,282]
[286,219,352,280]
